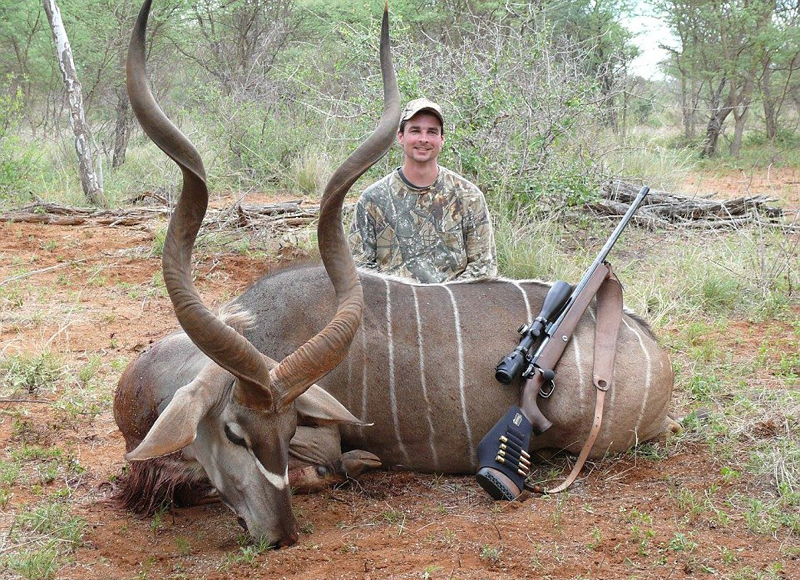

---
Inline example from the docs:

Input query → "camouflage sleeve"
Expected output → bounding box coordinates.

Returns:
[348,194,378,270]
[460,187,498,279]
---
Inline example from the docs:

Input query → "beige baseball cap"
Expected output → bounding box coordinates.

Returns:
[400,98,444,128]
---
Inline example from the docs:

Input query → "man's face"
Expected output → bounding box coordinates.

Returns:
[398,112,444,164]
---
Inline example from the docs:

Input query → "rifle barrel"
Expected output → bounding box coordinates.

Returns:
[542,185,650,344]
[583,185,650,283]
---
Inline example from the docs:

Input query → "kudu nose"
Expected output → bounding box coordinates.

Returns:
[239,517,297,548]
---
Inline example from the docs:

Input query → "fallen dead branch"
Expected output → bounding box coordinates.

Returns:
[0,201,169,226]
[593,180,794,230]
[0,199,338,233]
[0,398,54,405]
[230,202,320,230]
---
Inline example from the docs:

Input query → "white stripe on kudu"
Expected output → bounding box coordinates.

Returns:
[360,322,368,422]
[252,452,288,490]
[510,281,533,322]
[351,319,368,443]
[411,286,439,469]
[623,317,652,445]
[384,279,410,464]
[443,285,475,469]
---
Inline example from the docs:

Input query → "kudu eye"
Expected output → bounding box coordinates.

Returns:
[224,424,248,448]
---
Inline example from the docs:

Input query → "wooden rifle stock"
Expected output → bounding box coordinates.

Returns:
[520,263,611,435]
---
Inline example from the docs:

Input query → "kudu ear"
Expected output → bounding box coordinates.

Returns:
[126,364,232,461]
[295,385,369,427]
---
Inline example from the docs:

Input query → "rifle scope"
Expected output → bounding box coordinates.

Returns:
[495,280,572,385]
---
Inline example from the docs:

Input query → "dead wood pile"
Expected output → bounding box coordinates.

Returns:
[591,180,788,230]
[1,180,792,233]
[0,196,335,233]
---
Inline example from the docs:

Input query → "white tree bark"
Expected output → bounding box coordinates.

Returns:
[43,0,106,206]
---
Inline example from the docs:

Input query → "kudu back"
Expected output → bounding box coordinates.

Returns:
[115,0,674,548]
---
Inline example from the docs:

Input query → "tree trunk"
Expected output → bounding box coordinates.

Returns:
[680,72,692,140]
[669,47,700,141]
[728,71,756,157]
[112,83,131,169]
[680,74,702,140]
[620,77,630,140]
[702,79,732,158]
[762,61,778,141]
[702,114,727,157]
[730,105,748,157]
[601,69,618,132]
[688,76,702,139]
[42,0,106,207]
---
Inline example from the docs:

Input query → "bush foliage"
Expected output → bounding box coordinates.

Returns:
[0,0,654,209]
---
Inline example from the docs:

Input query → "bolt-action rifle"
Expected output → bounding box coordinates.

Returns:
[476,185,651,500]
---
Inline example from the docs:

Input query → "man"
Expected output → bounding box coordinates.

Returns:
[348,98,497,283]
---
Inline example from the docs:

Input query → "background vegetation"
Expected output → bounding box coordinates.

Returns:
[0,0,797,211]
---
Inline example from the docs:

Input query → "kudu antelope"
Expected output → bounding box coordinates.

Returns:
[116,0,676,548]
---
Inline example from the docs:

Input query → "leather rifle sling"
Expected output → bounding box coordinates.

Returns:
[536,264,624,494]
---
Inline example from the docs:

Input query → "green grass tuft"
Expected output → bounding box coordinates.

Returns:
[2,502,85,580]
[1,352,63,396]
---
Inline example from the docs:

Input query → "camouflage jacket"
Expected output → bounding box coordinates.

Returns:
[348,166,497,283]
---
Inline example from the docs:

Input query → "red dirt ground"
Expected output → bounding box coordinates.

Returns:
[1,177,798,579]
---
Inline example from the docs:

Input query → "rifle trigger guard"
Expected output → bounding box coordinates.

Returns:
[537,367,556,398]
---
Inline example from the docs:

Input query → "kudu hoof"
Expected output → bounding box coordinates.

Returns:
[289,450,382,494]
[338,449,382,478]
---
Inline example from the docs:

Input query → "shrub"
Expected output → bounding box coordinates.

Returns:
[0,76,39,205]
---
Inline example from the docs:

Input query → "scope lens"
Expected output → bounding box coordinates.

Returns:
[495,369,513,384]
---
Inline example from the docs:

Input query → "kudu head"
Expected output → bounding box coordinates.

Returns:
[125,0,400,546]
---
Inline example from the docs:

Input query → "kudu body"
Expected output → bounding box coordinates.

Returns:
[115,0,675,549]
[121,266,674,470]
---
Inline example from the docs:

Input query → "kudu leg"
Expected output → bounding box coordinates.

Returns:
[288,426,381,493]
